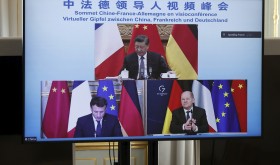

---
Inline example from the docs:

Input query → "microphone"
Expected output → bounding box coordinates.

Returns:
[148,67,152,79]
[140,68,144,79]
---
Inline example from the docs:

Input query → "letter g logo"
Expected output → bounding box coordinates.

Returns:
[159,85,165,93]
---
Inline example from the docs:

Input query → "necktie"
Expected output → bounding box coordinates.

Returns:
[96,120,102,137]
[186,111,190,121]
[139,56,145,79]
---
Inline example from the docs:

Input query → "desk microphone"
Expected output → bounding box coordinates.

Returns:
[140,68,144,79]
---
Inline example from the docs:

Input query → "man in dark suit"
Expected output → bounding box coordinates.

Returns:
[74,96,122,137]
[170,91,209,135]
[120,35,173,79]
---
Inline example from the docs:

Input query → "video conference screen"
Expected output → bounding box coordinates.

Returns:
[24,0,263,142]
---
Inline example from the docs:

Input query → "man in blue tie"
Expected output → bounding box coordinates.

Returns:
[170,91,209,135]
[74,96,123,137]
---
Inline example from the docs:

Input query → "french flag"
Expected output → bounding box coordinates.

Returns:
[94,23,125,79]
[192,80,217,132]
[67,81,92,137]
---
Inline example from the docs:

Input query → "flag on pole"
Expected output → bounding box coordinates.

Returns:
[192,80,217,132]
[211,80,240,132]
[94,23,125,79]
[162,80,183,134]
[42,81,71,138]
[231,80,247,132]
[119,80,144,136]
[67,81,92,138]
[166,24,198,79]
[127,24,165,58]
[97,79,118,117]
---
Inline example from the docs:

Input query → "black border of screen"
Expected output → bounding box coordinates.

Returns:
[22,0,264,143]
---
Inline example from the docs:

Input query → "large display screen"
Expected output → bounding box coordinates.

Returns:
[24,0,263,142]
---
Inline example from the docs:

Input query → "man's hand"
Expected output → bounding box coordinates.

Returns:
[190,119,197,132]
[183,118,197,131]
[183,118,193,130]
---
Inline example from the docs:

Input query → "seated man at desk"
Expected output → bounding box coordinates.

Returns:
[170,91,209,135]
[120,35,174,79]
[74,96,123,137]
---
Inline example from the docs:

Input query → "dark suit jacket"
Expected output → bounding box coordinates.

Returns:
[170,106,209,134]
[74,113,123,137]
[120,51,170,79]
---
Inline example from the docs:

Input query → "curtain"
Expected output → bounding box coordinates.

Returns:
[0,0,22,37]
[159,141,200,165]
[265,1,280,37]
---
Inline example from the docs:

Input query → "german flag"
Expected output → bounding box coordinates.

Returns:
[119,80,144,136]
[166,24,198,79]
